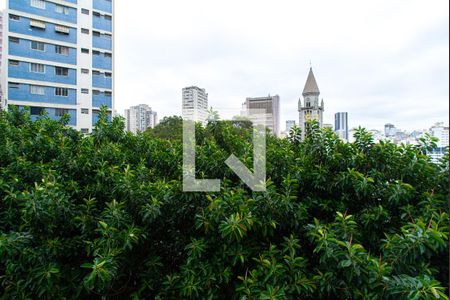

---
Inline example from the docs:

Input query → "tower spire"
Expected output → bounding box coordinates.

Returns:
[302,67,320,96]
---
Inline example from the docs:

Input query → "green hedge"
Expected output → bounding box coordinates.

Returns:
[0,108,448,299]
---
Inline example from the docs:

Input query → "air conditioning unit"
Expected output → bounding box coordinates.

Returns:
[30,19,46,29]
[55,25,70,34]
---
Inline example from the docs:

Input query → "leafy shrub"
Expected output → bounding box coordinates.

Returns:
[0,107,448,299]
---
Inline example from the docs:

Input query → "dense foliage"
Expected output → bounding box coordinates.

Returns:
[0,108,448,299]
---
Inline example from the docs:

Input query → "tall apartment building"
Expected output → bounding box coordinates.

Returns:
[182,86,209,124]
[243,95,280,137]
[298,67,324,137]
[124,104,158,134]
[335,112,349,141]
[1,0,114,133]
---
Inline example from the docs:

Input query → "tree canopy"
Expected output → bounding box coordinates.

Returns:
[0,107,448,299]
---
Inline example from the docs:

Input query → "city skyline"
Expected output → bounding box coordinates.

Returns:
[0,0,448,131]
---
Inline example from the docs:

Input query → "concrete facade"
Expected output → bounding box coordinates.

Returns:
[244,95,280,137]
[2,0,114,132]
[182,86,209,125]
[124,104,158,134]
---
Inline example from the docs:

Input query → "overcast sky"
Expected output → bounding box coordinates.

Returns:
[1,0,449,131]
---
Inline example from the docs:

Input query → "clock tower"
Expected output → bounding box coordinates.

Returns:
[298,67,324,137]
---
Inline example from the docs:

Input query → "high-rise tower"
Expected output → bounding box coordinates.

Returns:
[2,0,114,133]
[182,86,209,125]
[335,112,349,141]
[124,104,158,134]
[244,95,281,137]
[298,67,324,136]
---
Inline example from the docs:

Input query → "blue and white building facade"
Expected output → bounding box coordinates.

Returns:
[1,0,114,132]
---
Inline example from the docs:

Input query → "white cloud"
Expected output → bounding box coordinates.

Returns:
[114,0,449,131]
[1,0,448,130]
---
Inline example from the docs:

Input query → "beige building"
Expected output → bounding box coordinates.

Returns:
[243,95,281,136]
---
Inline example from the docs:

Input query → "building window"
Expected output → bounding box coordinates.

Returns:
[93,90,101,95]
[55,67,69,76]
[30,19,46,29]
[105,91,112,97]
[93,31,101,37]
[9,14,21,21]
[104,52,112,58]
[30,107,45,115]
[9,82,20,89]
[81,28,90,34]
[55,5,69,15]
[81,89,89,94]
[81,69,89,74]
[55,25,70,34]
[81,8,89,15]
[9,37,20,43]
[55,108,69,117]
[30,63,45,73]
[93,12,101,17]
[81,128,89,134]
[30,0,46,9]
[55,45,69,55]
[9,60,20,66]
[81,48,89,54]
[105,72,112,78]
[93,50,101,55]
[31,41,45,51]
[104,15,112,21]
[92,70,101,76]
[81,108,89,114]
[55,87,69,96]
[30,85,45,95]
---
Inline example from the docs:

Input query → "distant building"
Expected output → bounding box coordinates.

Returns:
[323,123,333,130]
[335,112,349,141]
[182,86,209,125]
[385,123,397,137]
[286,120,296,133]
[243,95,280,136]
[298,67,324,137]
[410,130,424,139]
[124,104,158,134]
[349,128,385,144]
[349,123,449,160]
[369,129,385,143]
[429,122,449,162]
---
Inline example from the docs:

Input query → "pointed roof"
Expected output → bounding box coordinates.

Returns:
[303,67,320,95]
